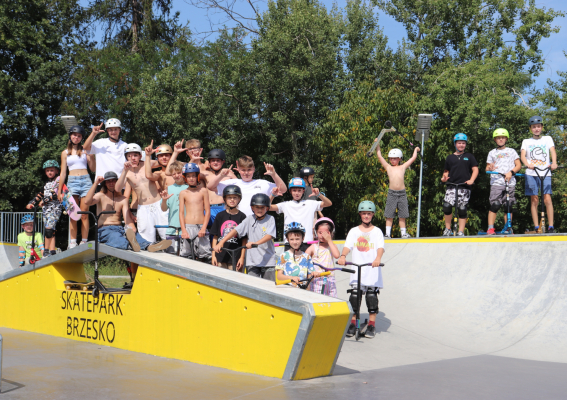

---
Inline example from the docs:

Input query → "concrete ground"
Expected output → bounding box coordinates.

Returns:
[3,236,567,398]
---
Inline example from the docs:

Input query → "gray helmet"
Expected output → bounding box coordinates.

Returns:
[208,149,226,160]
[529,116,543,126]
[358,200,376,213]
[250,193,271,207]
[223,184,242,198]
[104,171,118,181]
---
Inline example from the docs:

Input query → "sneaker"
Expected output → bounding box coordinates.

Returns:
[443,228,452,236]
[125,229,141,252]
[486,228,495,235]
[147,240,173,252]
[80,240,88,245]
[68,242,77,249]
[401,233,412,238]
[43,249,50,258]
[365,325,376,338]
[346,323,356,337]
[384,234,391,239]
[456,231,465,236]
[548,227,555,233]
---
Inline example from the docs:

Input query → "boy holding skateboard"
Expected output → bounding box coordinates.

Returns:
[441,133,479,236]
[337,201,385,339]
[17,214,44,266]
[178,163,212,260]
[520,116,558,233]
[486,129,522,234]
[376,142,420,238]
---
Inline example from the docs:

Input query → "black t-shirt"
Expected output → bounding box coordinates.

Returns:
[210,210,247,264]
[444,153,478,190]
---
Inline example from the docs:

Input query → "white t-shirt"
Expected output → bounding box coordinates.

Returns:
[486,148,519,186]
[216,179,276,216]
[86,138,127,178]
[276,200,322,242]
[344,226,385,288]
[521,136,555,177]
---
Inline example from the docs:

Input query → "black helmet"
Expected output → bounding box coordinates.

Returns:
[68,125,86,140]
[299,166,315,178]
[528,116,543,126]
[223,185,242,198]
[250,193,271,207]
[104,171,118,181]
[208,149,226,160]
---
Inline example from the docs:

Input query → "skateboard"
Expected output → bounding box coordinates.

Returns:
[64,280,95,291]
[60,184,80,221]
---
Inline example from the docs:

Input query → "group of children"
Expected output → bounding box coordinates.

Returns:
[377,115,558,236]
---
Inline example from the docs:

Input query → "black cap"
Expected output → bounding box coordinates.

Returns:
[208,149,226,160]
[250,193,271,207]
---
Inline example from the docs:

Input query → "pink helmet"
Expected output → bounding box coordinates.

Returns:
[314,217,335,239]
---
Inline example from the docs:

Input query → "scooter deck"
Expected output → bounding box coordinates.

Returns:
[64,280,95,291]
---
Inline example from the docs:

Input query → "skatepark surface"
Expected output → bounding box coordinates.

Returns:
[2,235,567,398]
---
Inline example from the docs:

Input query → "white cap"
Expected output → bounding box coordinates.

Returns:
[124,143,143,155]
[388,149,403,158]
[106,118,122,129]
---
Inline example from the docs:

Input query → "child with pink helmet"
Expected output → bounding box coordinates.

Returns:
[305,217,340,297]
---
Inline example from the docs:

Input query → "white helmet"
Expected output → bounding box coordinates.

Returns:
[124,143,143,155]
[106,118,122,129]
[388,148,403,158]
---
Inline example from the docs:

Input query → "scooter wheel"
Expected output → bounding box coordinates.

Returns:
[92,287,99,298]
[355,330,361,341]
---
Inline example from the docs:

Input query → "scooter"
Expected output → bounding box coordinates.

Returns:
[313,262,355,295]
[220,244,258,272]
[531,166,564,233]
[275,270,331,290]
[28,206,41,264]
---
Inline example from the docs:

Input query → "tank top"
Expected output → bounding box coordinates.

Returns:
[312,244,335,276]
[66,149,88,171]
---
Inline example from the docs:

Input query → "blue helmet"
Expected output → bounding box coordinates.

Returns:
[529,116,543,126]
[183,163,200,175]
[358,200,376,213]
[21,214,34,224]
[288,177,306,190]
[284,222,306,238]
[454,133,468,144]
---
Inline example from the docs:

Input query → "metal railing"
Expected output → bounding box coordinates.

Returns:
[0,212,45,244]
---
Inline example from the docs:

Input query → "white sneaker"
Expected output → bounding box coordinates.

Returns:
[68,242,77,249]
[443,228,452,236]
[456,231,465,236]
[401,233,412,238]
[384,234,391,239]
[80,240,88,245]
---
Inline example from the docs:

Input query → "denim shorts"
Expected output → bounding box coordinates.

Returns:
[525,175,552,196]
[67,175,92,197]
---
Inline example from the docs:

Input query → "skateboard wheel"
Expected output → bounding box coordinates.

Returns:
[66,285,71,290]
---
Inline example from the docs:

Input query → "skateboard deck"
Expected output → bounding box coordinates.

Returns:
[64,280,95,291]
[61,184,80,221]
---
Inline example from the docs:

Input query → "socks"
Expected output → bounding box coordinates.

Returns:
[81,239,88,243]
[535,226,539,231]
[549,226,554,229]
[70,239,77,244]
[351,317,356,325]
[488,225,494,229]
[401,228,407,235]
[386,226,392,235]
[368,320,376,327]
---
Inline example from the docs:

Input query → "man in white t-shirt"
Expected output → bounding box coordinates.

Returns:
[520,115,558,233]
[338,200,385,339]
[208,155,287,216]
[83,118,127,179]
[269,177,331,251]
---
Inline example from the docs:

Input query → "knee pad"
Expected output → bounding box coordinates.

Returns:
[457,204,467,218]
[443,202,453,216]
[45,228,56,239]
[348,289,361,313]
[490,201,501,213]
[365,288,379,314]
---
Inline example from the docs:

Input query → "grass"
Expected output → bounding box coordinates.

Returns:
[84,256,131,276]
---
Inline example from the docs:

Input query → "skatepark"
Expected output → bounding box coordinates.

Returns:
[1,235,567,398]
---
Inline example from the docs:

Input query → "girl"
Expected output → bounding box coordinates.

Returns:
[306,217,340,297]
[276,222,321,287]
[58,125,95,248]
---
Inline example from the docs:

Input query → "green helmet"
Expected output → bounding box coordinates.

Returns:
[358,200,376,213]
[493,128,509,139]
[43,160,60,169]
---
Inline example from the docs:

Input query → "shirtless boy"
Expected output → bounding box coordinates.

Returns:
[179,163,212,260]
[376,142,420,238]
[115,143,168,243]
[85,172,171,275]
[145,140,175,191]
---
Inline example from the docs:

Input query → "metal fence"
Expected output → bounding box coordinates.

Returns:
[0,212,45,244]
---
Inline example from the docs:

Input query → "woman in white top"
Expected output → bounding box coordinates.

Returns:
[58,125,96,248]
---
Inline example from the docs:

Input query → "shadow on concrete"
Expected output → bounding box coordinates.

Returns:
[357,311,392,334]
[332,364,360,376]
[1,379,25,394]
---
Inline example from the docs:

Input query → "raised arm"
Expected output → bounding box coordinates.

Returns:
[206,165,233,189]
[263,162,287,194]
[145,141,161,181]
[83,123,104,152]
[115,162,130,192]
[84,176,104,206]
[402,147,420,168]
[165,140,189,176]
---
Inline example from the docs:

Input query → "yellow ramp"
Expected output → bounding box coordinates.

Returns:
[0,243,351,380]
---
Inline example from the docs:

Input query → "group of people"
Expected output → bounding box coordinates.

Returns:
[15,114,556,339]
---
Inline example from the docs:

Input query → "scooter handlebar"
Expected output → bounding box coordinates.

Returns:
[337,262,384,267]
[486,171,525,177]
[100,211,116,215]
[313,262,355,273]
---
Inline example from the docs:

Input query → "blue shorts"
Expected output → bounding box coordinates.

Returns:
[525,175,552,196]
[67,175,92,197]
[208,204,225,228]
[98,226,150,250]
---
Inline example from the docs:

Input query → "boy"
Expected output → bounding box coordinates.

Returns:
[179,163,212,260]
[83,119,127,179]
[486,129,522,234]
[85,172,172,276]
[276,223,321,286]
[160,161,188,254]
[441,133,479,236]
[210,155,287,216]
[299,166,325,221]
[17,214,44,266]
[213,193,277,280]
[337,201,385,339]
[145,140,175,191]
[26,160,63,257]
[521,116,558,233]
[210,185,247,270]
[270,177,332,251]
[376,144,420,238]
[116,143,168,243]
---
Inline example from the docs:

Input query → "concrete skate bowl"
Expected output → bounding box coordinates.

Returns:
[0,243,20,274]
[334,236,567,372]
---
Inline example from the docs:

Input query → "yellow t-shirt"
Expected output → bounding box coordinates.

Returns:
[17,232,43,259]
